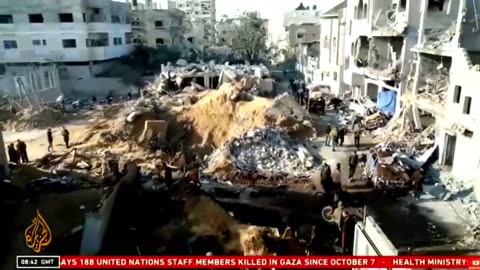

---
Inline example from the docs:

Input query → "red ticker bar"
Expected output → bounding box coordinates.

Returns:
[56,256,478,268]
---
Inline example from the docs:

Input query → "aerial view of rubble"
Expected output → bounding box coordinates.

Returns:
[1,0,480,269]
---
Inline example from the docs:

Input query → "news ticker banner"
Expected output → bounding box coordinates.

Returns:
[16,255,480,269]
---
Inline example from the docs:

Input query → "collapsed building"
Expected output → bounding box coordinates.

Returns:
[405,0,480,184]
[159,62,273,95]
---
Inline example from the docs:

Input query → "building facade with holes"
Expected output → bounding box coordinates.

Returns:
[173,0,216,45]
[342,0,425,115]
[0,0,132,64]
[405,0,480,183]
[283,3,322,48]
[0,0,133,97]
[131,8,186,49]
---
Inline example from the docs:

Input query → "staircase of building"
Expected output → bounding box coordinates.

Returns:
[457,47,474,70]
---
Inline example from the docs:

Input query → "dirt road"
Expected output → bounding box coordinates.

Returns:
[3,120,92,161]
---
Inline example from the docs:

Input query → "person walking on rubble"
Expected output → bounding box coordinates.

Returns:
[325,125,332,146]
[338,127,346,146]
[298,80,306,106]
[332,163,342,191]
[16,139,28,164]
[319,97,326,115]
[348,151,359,182]
[341,210,356,254]
[162,162,173,188]
[329,127,338,152]
[320,161,333,195]
[62,126,70,148]
[353,127,361,149]
[47,128,54,152]
[7,143,19,165]
[292,79,299,102]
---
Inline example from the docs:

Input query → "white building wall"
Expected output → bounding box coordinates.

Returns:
[174,0,215,45]
[319,12,344,96]
[131,9,185,48]
[0,0,133,63]
[441,65,480,182]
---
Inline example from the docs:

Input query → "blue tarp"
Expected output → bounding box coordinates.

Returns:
[376,88,397,114]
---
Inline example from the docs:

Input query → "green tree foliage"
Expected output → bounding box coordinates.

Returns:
[231,12,268,61]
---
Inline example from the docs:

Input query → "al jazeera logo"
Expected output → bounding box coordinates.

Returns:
[24,210,52,253]
[17,211,59,268]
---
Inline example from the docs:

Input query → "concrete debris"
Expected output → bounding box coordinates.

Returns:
[417,65,449,105]
[373,9,408,35]
[3,106,68,131]
[206,127,317,177]
[423,21,456,50]
[25,176,99,195]
[372,112,435,157]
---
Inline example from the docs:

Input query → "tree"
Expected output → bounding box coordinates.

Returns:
[231,12,268,62]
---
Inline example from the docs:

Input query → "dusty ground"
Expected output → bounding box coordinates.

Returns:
[3,120,93,161]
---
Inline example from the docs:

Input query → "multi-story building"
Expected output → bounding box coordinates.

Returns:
[128,0,164,10]
[131,8,186,49]
[0,0,133,97]
[174,0,216,45]
[284,3,322,48]
[405,0,480,183]
[318,0,347,96]
[342,0,424,115]
[216,17,236,46]
[216,14,269,47]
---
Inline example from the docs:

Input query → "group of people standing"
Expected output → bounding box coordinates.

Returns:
[289,79,309,107]
[47,126,70,152]
[7,140,28,165]
[325,124,362,152]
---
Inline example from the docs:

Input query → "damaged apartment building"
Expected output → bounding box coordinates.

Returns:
[342,0,424,115]
[0,0,134,98]
[130,7,187,49]
[285,3,322,80]
[405,0,480,183]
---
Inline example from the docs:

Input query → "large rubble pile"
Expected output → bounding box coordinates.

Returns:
[417,65,449,105]
[206,127,316,177]
[177,84,314,154]
[3,106,68,131]
[423,21,456,50]
[372,112,435,157]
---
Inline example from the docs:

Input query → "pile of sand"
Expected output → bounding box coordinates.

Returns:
[176,83,314,154]
[4,106,68,131]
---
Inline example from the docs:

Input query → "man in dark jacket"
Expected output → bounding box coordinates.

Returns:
[348,151,359,181]
[7,143,19,164]
[320,162,333,195]
[338,127,346,146]
[319,97,326,115]
[47,128,53,152]
[341,211,356,254]
[62,126,70,148]
[354,128,361,149]
[16,139,28,164]
[325,125,332,146]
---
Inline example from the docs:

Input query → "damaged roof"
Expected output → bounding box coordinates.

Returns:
[321,0,346,18]
[365,196,480,255]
